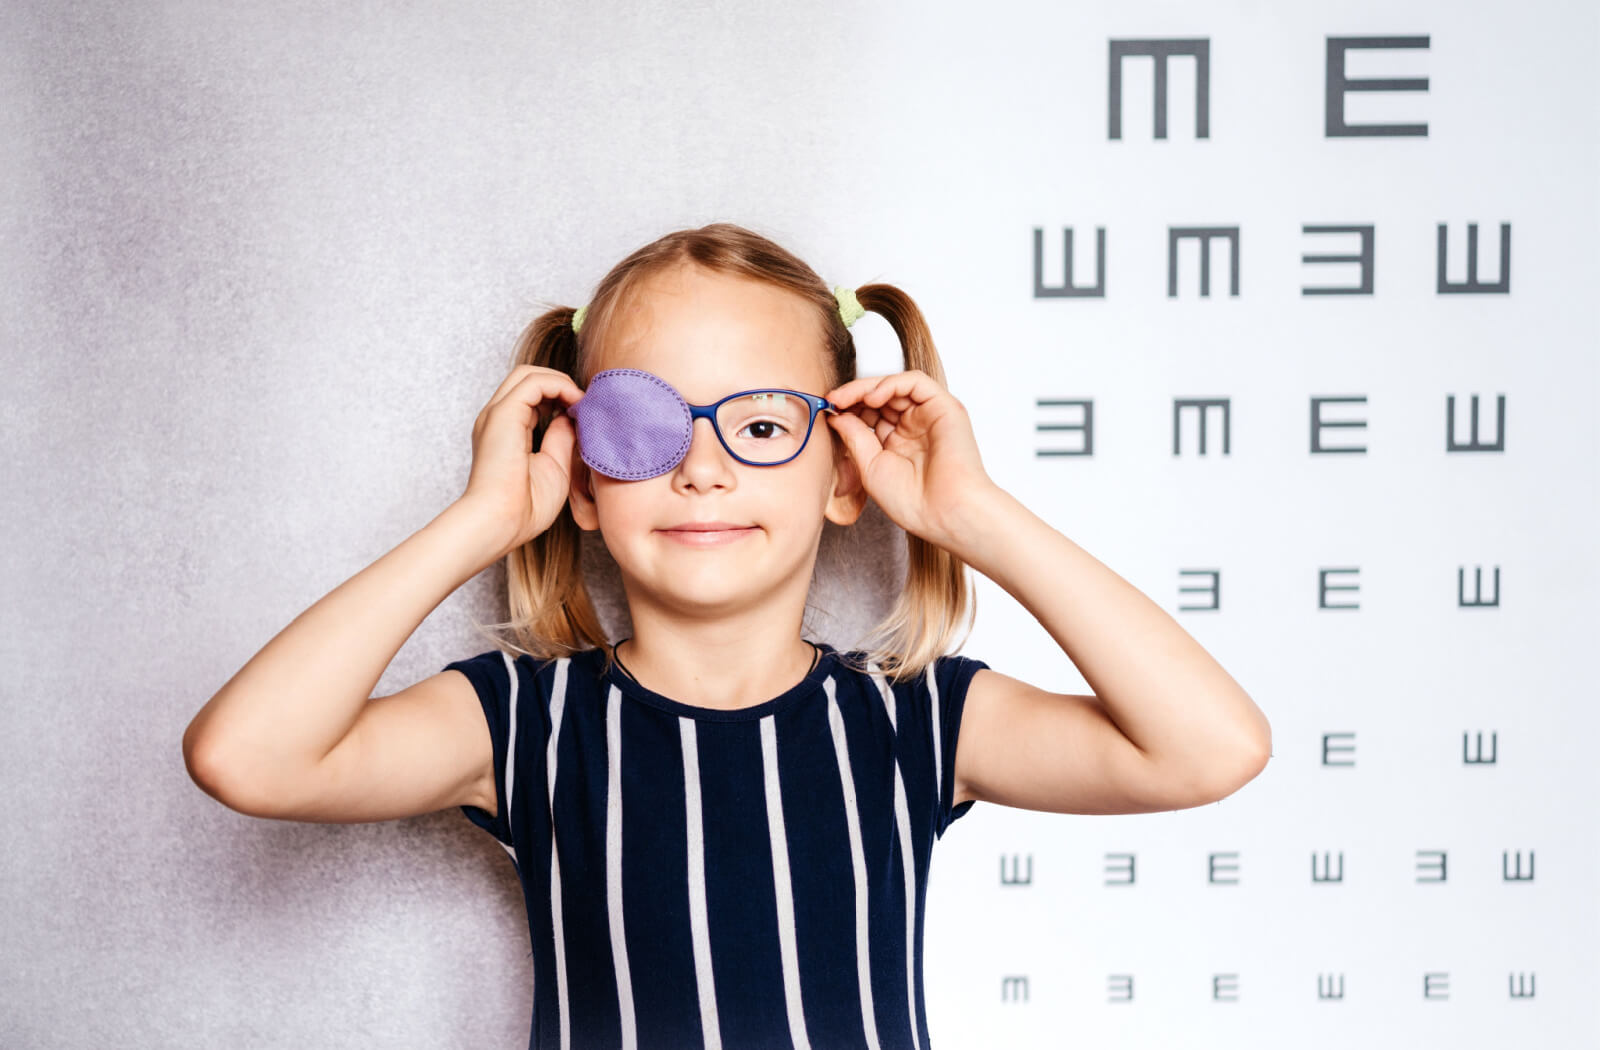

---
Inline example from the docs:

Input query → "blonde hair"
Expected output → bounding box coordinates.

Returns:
[470,222,975,682]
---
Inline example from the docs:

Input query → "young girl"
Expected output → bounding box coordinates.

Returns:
[183,223,1271,1050]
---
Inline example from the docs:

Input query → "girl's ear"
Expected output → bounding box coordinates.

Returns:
[569,460,600,530]
[824,439,868,526]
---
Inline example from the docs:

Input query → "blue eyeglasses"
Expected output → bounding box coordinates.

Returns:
[568,368,842,480]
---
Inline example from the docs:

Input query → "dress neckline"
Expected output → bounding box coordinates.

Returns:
[595,642,839,723]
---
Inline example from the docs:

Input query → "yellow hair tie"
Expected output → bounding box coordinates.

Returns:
[833,285,865,328]
[571,304,588,334]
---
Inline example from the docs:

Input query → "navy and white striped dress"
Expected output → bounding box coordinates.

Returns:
[442,642,988,1050]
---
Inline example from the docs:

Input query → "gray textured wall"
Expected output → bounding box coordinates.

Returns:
[2,3,913,1046]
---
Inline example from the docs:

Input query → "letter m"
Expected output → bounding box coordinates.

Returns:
[1109,38,1210,139]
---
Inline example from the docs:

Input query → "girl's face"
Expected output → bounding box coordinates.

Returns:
[567,263,864,618]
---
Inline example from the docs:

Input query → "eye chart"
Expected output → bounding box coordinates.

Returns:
[843,5,1599,1047]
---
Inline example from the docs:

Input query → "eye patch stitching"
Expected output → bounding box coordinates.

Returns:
[576,369,694,480]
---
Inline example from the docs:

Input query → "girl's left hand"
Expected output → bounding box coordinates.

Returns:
[824,369,997,549]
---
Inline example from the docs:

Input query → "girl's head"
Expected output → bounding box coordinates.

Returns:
[563,261,865,636]
[485,222,973,680]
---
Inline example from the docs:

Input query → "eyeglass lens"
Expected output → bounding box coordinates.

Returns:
[714,392,813,464]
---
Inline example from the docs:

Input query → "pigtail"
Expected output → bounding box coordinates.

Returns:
[842,283,978,683]
[467,306,612,664]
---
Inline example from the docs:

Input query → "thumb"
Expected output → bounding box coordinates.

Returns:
[536,411,577,468]
[827,411,882,469]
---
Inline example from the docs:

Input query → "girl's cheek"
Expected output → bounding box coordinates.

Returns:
[601,483,666,531]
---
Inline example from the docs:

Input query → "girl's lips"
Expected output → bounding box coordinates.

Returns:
[657,525,758,546]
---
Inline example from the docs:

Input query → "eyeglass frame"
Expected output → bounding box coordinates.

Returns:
[680,386,842,468]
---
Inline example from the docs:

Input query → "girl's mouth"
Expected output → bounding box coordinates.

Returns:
[657,523,759,546]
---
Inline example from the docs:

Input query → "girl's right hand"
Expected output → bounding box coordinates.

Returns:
[458,364,586,555]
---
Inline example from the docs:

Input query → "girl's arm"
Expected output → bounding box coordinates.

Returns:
[185,364,581,821]
[181,500,512,819]
[825,369,1271,817]
[943,485,1271,815]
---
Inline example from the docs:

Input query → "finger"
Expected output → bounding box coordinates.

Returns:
[825,373,898,410]
[825,410,882,466]
[514,366,585,407]
[476,365,582,441]
[828,370,932,411]
[482,364,557,409]
[477,365,536,439]
[536,411,577,465]
[487,365,583,410]
[861,370,943,409]
[481,363,539,408]
[488,369,586,421]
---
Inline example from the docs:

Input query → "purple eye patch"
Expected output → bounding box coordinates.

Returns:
[567,369,692,481]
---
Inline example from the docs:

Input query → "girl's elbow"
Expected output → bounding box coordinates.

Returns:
[1227,699,1273,783]
[1180,736,1270,808]
[1212,740,1272,802]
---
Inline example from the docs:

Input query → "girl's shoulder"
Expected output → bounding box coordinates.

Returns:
[823,646,991,691]
[444,645,611,697]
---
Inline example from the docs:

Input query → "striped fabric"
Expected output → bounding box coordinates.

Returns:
[443,642,988,1050]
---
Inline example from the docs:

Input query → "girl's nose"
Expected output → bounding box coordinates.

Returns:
[672,417,737,491]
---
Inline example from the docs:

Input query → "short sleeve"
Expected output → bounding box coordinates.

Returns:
[928,653,989,840]
[442,649,521,849]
